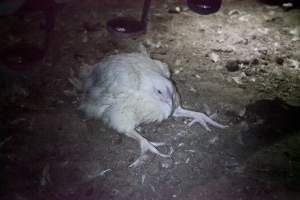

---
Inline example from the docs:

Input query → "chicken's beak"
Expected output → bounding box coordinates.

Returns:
[165,88,174,107]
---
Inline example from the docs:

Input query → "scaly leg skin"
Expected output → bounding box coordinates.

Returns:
[125,130,170,168]
[173,106,227,131]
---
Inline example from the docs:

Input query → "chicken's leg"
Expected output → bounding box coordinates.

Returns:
[125,130,170,167]
[173,106,227,131]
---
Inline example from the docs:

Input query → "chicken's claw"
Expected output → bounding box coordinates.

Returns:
[129,154,149,168]
[141,139,170,157]
[173,106,227,131]
[126,130,172,168]
[129,141,172,168]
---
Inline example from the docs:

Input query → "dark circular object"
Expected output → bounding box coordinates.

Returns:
[225,60,240,72]
[187,0,222,15]
[0,43,45,70]
[251,58,259,65]
[106,17,146,38]
[275,57,284,65]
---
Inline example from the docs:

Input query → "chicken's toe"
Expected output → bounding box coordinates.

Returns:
[141,139,170,157]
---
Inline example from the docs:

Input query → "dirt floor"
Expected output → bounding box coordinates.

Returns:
[0,0,300,199]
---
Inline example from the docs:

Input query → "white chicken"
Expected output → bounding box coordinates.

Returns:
[75,47,226,167]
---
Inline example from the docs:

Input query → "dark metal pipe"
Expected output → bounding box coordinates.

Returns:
[141,0,151,25]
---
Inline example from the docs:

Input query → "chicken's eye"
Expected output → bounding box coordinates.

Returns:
[157,90,162,94]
